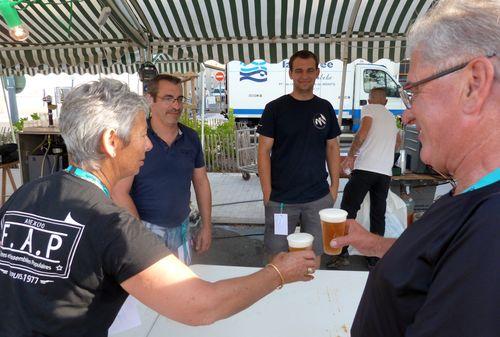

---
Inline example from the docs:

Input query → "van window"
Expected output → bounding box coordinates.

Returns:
[212,88,225,95]
[363,69,400,97]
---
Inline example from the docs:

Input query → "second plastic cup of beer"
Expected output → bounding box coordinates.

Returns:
[319,208,348,255]
[287,232,314,252]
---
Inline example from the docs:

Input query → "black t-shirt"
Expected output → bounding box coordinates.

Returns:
[0,171,170,337]
[352,181,500,337]
[257,94,341,203]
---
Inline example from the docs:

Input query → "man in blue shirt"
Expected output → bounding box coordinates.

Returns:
[113,74,212,264]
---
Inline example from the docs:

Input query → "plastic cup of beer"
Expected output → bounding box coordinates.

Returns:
[287,232,314,252]
[319,208,348,255]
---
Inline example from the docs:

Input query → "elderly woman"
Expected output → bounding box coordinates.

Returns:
[0,79,316,336]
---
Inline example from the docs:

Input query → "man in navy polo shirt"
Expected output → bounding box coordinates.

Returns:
[113,74,212,264]
[257,50,341,266]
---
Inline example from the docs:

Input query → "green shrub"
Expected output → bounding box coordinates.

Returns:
[180,110,235,137]
[13,118,28,133]
[180,111,237,172]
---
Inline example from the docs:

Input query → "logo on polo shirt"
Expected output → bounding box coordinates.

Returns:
[0,211,85,285]
[313,113,327,130]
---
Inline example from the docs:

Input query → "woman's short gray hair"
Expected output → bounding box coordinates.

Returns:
[59,78,149,171]
[407,0,499,73]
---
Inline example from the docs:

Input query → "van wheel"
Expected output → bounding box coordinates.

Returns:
[242,172,251,181]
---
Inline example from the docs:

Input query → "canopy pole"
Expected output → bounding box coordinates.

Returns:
[1,76,17,143]
[338,0,363,132]
[200,63,206,150]
[337,52,348,129]
[103,0,149,48]
[190,77,197,124]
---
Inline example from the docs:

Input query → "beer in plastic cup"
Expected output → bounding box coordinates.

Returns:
[319,208,348,255]
[287,232,314,252]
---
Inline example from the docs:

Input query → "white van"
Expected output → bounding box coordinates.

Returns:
[226,59,404,132]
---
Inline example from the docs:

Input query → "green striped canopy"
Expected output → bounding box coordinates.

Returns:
[0,0,435,75]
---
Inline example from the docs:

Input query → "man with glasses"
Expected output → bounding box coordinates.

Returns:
[331,0,500,336]
[113,74,212,264]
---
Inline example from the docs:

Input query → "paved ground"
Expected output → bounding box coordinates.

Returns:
[190,172,349,225]
[198,172,265,224]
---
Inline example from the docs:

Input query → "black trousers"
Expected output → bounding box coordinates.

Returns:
[340,170,391,255]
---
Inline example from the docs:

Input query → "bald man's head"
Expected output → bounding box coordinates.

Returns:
[368,88,388,105]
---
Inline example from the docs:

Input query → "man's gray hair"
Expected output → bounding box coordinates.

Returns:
[407,0,499,73]
[59,78,149,171]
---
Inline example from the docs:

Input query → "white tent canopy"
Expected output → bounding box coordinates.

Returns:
[0,0,435,75]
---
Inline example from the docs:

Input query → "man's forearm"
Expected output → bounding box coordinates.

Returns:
[395,132,402,151]
[258,149,272,201]
[326,139,340,200]
[373,236,397,258]
[330,172,339,198]
[348,134,365,157]
[331,220,396,258]
[194,181,212,228]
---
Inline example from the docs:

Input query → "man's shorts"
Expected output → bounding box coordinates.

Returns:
[142,217,192,265]
[264,193,334,256]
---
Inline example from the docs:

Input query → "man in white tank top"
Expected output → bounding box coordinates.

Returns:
[329,88,400,268]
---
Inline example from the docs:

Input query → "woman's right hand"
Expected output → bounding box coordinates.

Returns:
[269,251,317,284]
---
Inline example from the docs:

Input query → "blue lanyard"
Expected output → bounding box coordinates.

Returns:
[462,168,500,193]
[65,165,111,198]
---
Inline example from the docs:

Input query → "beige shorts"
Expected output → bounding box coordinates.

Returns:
[264,193,334,256]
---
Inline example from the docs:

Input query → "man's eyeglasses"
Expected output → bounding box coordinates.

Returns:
[399,52,496,109]
[157,95,188,105]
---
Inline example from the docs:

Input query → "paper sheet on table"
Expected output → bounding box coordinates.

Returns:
[108,296,142,335]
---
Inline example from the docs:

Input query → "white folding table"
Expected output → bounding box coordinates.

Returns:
[112,264,368,337]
